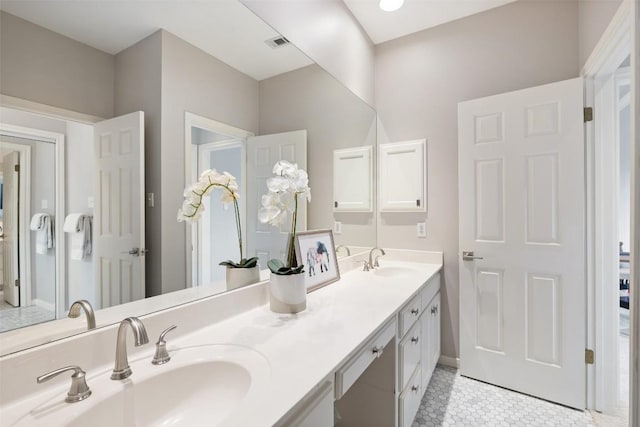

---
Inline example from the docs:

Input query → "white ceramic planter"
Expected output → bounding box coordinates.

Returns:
[269,273,307,313]
[226,266,260,290]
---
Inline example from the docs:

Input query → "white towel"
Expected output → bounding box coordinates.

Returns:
[64,214,92,260]
[30,213,54,254]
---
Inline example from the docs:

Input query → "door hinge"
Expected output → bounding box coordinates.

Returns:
[14,164,20,172]
[585,349,594,365]
[584,107,593,122]
[14,278,19,287]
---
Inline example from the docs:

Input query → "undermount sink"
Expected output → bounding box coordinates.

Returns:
[10,344,270,427]
[373,265,419,277]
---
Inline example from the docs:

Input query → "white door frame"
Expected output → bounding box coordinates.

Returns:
[0,124,65,317]
[183,112,253,287]
[581,0,637,419]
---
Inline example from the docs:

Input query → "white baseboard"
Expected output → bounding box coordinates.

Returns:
[32,298,55,312]
[438,355,460,369]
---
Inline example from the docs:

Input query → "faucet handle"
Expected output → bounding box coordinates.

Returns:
[362,260,371,272]
[152,325,177,365]
[373,255,382,268]
[37,366,91,403]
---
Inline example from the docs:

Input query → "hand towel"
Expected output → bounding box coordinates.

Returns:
[64,214,92,260]
[31,213,54,254]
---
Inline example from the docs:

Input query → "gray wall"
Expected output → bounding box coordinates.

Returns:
[578,0,623,68]
[242,0,375,107]
[0,11,115,119]
[259,64,377,247]
[374,0,580,359]
[160,30,259,295]
[114,31,163,298]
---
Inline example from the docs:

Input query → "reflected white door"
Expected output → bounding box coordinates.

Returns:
[246,130,307,269]
[458,78,585,409]
[2,151,19,307]
[94,111,145,308]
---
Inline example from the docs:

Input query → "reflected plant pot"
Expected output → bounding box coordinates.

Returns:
[226,266,260,291]
[269,272,307,314]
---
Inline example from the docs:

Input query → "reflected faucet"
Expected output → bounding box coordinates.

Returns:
[336,245,351,257]
[368,247,386,268]
[111,317,149,380]
[68,300,96,330]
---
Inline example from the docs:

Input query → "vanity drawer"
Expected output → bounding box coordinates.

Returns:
[335,318,396,399]
[399,365,423,427]
[398,295,421,337]
[398,321,421,391]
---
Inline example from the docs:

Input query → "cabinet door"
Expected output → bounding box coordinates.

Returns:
[333,146,373,212]
[277,381,334,426]
[421,292,441,386]
[428,293,441,374]
[379,139,426,212]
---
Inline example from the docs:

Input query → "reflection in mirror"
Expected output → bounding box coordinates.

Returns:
[0,0,376,355]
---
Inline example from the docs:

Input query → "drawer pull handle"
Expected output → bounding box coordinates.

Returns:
[411,385,419,393]
[411,308,419,316]
[431,305,438,315]
[372,346,383,358]
[411,336,419,344]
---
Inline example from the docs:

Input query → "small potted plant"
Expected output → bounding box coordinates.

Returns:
[258,160,311,313]
[178,169,259,289]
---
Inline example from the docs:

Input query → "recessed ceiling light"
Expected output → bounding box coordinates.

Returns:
[379,0,404,12]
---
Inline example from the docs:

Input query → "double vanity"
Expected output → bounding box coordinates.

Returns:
[0,249,442,426]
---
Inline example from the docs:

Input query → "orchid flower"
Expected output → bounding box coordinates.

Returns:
[258,160,311,273]
[178,169,257,268]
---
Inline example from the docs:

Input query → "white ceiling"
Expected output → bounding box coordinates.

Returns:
[0,0,313,81]
[343,0,519,44]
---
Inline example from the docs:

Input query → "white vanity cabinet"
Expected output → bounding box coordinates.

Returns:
[398,272,441,427]
[277,381,334,427]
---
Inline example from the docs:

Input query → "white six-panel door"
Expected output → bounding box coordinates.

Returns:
[94,111,145,309]
[458,78,586,409]
[246,130,307,269]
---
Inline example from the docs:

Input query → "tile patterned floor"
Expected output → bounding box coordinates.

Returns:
[413,365,595,427]
[0,292,55,332]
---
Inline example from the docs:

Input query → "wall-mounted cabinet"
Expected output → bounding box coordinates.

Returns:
[333,146,373,212]
[379,139,426,212]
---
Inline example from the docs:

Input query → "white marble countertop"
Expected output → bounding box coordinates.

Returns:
[0,252,442,426]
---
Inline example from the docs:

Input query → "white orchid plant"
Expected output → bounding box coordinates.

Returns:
[258,160,311,275]
[178,169,258,269]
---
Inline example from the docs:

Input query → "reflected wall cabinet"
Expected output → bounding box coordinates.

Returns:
[333,146,373,212]
[379,139,427,212]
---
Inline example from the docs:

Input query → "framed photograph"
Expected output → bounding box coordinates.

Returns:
[295,229,340,292]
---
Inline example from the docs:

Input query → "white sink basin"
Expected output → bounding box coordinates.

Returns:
[373,265,419,277]
[8,344,270,427]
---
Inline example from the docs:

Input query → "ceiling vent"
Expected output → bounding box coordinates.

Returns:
[265,36,290,49]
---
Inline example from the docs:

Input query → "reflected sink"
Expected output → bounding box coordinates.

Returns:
[373,266,419,278]
[10,344,270,427]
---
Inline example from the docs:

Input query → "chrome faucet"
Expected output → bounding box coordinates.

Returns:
[336,245,351,257]
[37,366,92,403]
[68,300,96,330]
[111,317,149,380]
[368,247,386,268]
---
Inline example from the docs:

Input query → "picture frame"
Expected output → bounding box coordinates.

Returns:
[294,229,340,292]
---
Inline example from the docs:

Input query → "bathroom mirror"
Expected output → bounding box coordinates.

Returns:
[0,0,376,355]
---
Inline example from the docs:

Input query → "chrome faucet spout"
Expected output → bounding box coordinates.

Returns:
[111,317,149,380]
[336,245,351,257]
[68,300,96,330]
[368,247,386,268]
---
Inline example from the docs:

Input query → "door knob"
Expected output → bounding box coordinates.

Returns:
[124,248,148,257]
[462,251,483,261]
